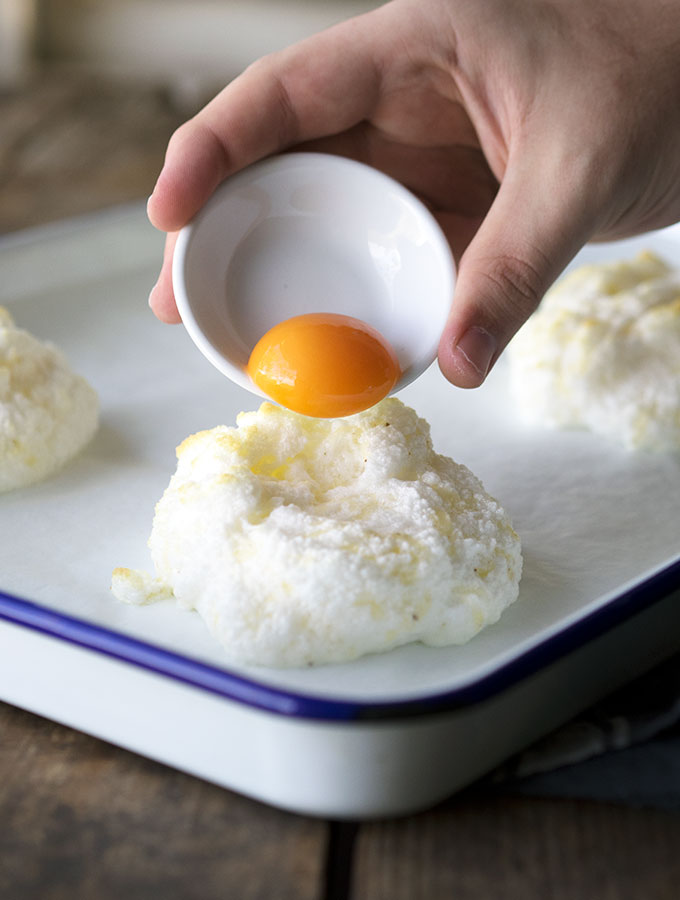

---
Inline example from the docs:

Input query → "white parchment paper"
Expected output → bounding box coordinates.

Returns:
[1,207,679,703]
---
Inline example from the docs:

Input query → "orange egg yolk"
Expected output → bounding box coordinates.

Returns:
[247,312,401,418]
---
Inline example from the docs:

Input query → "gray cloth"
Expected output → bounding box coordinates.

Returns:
[490,653,680,810]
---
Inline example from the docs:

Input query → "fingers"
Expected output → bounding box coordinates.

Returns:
[147,129,231,236]
[148,231,182,324]
[438,159,593,388]
[147,11,386,235]
[146,8,393,322]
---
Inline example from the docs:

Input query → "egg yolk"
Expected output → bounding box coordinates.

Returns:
[247,312,401,418]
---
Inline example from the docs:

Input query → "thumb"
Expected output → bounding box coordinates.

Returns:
[438,163,591,388]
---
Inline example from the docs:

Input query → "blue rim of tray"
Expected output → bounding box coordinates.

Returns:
[1,555,679,722]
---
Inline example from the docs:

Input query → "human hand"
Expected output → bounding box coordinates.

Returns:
[147,0,680,388]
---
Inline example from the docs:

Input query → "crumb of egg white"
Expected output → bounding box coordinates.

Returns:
[508,251,680,452]
[0,306,98,492]
[111,568,174,606]
[112,398,522,668]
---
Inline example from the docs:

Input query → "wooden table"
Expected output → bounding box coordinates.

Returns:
[1,72,679,900]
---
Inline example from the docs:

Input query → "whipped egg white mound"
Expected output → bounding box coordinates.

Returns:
[112,398,522,668]
[0,307,98,491]
[508,251,680,451]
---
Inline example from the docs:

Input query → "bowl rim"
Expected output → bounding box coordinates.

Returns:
[172,151,456,398]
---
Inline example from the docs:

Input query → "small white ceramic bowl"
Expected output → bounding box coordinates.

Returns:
[172,152,455,398]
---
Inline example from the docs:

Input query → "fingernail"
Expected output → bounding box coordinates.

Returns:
[148,282,158,308]
[454,326,497,379]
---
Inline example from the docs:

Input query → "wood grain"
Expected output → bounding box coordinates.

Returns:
[0,70,195,234]
[0,702,326,900]
[352,792,680,900]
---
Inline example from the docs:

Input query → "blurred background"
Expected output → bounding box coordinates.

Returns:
[0,0,379,233]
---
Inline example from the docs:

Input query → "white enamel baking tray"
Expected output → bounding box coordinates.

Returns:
[1,206,679,819]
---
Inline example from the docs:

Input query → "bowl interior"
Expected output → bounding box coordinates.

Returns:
[173,153,455,394]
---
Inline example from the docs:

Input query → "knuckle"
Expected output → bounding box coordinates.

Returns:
[245,54,300,148]
[168,117,231,180]
[168,117,196,150]
[478,251,547,319]
[271,74,299,148]
[166,120,192,153]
